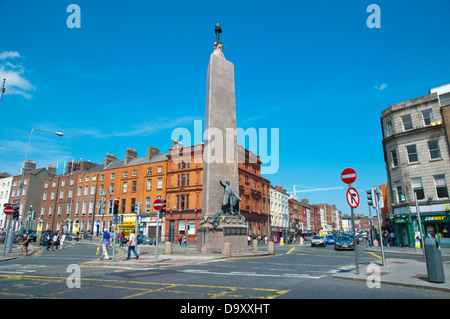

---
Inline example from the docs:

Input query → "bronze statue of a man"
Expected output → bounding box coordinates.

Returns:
[220,180,240,215]
[215,22,222,43]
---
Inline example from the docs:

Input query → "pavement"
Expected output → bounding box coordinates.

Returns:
[1,240,450,294]
[332,244,450,293]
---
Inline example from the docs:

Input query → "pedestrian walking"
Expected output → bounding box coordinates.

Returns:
[178,235,182,246]
[19,231,30,255]
[100,228,111,260]
[51,233,59,250]
[60,232,66,249]
[126,230,139,260]
[119,231,125,247]
[182,235,187,247]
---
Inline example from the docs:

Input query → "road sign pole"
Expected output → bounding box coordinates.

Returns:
[2,215,11,256]
[155,209,161,263]
[373,190,385,266]
[349,184,360,275]
[112,217,117,261]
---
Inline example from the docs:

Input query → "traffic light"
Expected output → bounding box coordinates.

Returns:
[366,187,376,208]
[161,199,166,214]
[13,206,19,220]
[375,187,384,208]
[113,199,119,214]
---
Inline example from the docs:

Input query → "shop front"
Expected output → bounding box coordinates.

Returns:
[394,211,450,247]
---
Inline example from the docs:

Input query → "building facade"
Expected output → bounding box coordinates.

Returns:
[381,84,450,246]
[0,173,13,228]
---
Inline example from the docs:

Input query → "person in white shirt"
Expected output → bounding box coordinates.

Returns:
[126,230,139,260]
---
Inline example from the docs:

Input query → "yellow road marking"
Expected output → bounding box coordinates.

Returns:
[368,252,382,259]
[286,247,295,254]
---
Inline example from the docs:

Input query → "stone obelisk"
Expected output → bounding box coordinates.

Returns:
[197,24,248,254]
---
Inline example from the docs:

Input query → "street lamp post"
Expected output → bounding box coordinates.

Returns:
[7,128,63,253]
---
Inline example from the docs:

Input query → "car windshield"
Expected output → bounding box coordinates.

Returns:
[337,235,352,241]
[312,236,322,239]
[327,235,335,238]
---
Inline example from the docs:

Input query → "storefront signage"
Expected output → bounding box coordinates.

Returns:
[424,216,445,221]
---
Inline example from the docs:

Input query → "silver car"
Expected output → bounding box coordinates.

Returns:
[311,235,326,247]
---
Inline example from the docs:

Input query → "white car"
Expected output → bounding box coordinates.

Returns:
[311,235,326,247]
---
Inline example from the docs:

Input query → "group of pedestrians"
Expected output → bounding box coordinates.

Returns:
[99,228,139,261]
[42,231,66,251]
[178,235,187,247]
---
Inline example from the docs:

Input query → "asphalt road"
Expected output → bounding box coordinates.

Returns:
[0,241,449,304]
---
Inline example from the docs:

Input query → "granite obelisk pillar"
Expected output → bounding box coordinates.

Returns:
[197,24,248,254]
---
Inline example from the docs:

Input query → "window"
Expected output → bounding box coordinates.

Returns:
[406,145,418,163]
[401,114,413,131]
[61,180,65,187]
[111,173,115,180]
[84,186,88,195]
[422,109,433,126]
[395,182,405,202]
[434,175,449,198]
[123,182,127,193]
[146,179,152,191]
[60,190,64,199]
[123,171,128,178]
[146,197,151,212]
[109,183,115,194]
[132,181,137,192]
[411,178,424,200]
[91,185,95,195]
[158,166,163,173]
[147,167,152,175]
[390,149,399,168]
[385,120,394,137]
[428,140,441,160]
[132,170,137,177]
[100,174,105,181]
[157,178,163,190]
[178,219,186,234]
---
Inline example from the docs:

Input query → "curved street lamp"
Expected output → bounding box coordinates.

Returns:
[6,128,63,253]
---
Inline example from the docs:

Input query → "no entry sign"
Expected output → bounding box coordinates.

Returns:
[3,206,14,215]
[341,168,357,184]
[346,187,360,209]
[153,199,163,211]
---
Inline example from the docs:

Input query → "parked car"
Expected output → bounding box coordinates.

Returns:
[326,235,336,245]
[64,233,79,241]
[334,235,354,250]
[311,235,326,247]
[17,228,37,242]
[137,234,153,245]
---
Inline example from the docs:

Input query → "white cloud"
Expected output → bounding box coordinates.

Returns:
[0,51,35,100]
[0,51,20,60]
[375,83,388,90]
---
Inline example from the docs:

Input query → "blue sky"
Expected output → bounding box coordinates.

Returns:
[1,0,449,217]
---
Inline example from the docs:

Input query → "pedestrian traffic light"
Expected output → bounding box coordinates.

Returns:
[161,199,166,214]
[113,199,119,214]
[13,206,19,220]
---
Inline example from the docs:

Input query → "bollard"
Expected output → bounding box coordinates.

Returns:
[252,239,258,251]
[165,241,172,255]
[222,242,231,257]
[268,241,275,255]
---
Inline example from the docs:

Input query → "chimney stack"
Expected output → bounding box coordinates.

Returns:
[124,147,137,164]
[146,146,160,161]
[104,153,118,168]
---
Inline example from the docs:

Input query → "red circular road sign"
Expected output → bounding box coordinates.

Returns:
[341,168,357,184]
[3,206,14,215]
[346,187,360,209]
[153,199,163,210]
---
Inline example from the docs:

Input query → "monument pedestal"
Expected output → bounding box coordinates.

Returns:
[197,216,248,254]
